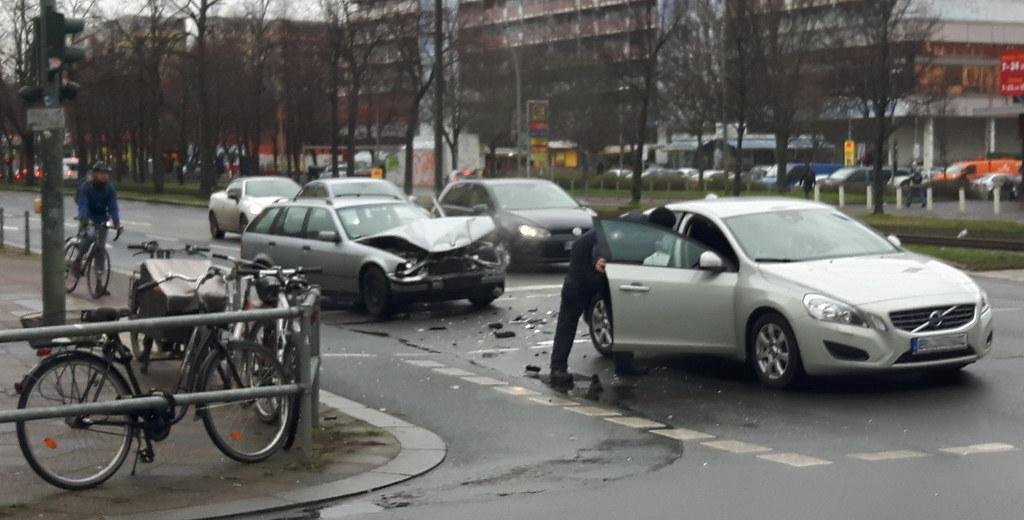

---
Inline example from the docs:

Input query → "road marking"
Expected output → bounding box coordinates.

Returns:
[466,347,520,355]
[527,396,579,407]
[702,440,772,454]
[651,428,715,441]
[532,339,587,348]
[604,417,665,429]
[404,360,445,368]
[432,367,476,377]
[2,226,17,231]
[757,453,833,468]
[493,386,540,396]
[993,308,1022,313]
[323,353,377,358]
[460,376,508,386]
[394,352,435,357]
[564,406,621,417]
[209,244,238,252]
[524,293,559,299]
[938,443,1017,456]
[145,234,181,242]
[847,450,929,462]
[505,284,562,293]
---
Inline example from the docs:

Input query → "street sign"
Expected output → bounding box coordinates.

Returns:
[26,107,64,131]
[843,139,856,166]
[999,50,1024,97]
[527,100,549,166]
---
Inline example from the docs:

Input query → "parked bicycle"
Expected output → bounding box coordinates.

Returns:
[16,264,293,491]
[64,220,123,299]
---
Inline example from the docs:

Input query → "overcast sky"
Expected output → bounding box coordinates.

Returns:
[90,0,322,20]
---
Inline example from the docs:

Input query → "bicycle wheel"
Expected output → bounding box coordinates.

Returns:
[86,247,111,299]
[198,341,292,463]
[16,352,134,490]
[64,240,80,293]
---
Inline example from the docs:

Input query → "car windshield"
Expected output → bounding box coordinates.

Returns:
[725,209,898,263]
[336,203,428,239]
[329,181,404,199]
[490,182,579,210]
[245,178,299,198]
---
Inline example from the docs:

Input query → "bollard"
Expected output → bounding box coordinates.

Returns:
[838,186,845,208]
[958,187,966,213]
[813,184,820,202]
[895,187,902,209]
[926,187,934,210]
[1,207,4,248]
[994,186,1001,215]
[24,211,30,255]
[866,186,872,209]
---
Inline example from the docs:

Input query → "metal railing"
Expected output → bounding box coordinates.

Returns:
[0,292,322,462]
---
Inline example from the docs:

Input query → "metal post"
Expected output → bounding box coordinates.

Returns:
[24,211,30,255]
[813,184,820,202]
[866,186,872,209]
[927,187,934,210]
[432,0,444,194]
[896,187,902,209]
[959,187,966,213]
[838,186,845,208]
[292,293,317,463]
[994,186,1001,215]
[1,207,4,248]
[308,295,321,428]
[39,0,66,326]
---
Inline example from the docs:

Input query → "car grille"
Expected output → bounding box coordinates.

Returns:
[889,304,976,333]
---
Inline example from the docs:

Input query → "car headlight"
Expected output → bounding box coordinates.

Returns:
[980,290,991,314]
[803,294,881,330]
[518,224,551,239]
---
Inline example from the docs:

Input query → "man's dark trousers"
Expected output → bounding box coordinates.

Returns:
[550,287,594,371]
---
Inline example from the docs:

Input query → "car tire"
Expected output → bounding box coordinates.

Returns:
[749,313,804,389]
[588,294,614,358]
[209,212,224,239]
[469,287,500,308]
[239,215,249,235]
[360,267,392,319]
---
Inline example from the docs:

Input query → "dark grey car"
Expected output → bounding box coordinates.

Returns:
[240,197,506,318]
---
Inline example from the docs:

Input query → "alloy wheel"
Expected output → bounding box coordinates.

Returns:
[755,323,790,380]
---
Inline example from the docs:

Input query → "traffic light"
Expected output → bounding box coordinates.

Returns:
[44,10,85,74]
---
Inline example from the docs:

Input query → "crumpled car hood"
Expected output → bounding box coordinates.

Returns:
[358,216,496,253]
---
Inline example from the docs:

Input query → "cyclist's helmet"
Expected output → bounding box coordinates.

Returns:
[254,276,282,306]
[92,161,113,173]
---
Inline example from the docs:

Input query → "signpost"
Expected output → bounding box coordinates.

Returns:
[843,139,856,167]
[527,100,549,178]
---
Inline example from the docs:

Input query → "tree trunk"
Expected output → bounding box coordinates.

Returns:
[774,131,790,192]
[197,17,215,196]
[403,110,419,196]
[732,125,746,196]
[329,65,340,178]
[872,111,887,215]
[345,83,360,177]
[21,134,35,187]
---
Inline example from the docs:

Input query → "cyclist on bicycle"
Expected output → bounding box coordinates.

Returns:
[74,162,122,281]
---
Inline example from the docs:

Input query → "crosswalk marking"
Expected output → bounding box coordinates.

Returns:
[702,440,772,454]
[432,367,476,377]
[527,396,579,407]
[604,417,665,429]
[564,406,621,417]
[938,443,1017,456]
[460,376,508,386]
[650,428,714,441]
[757,453,833,468]
[323,353,377,358]
[847,450,929,462]
[493,386,540,396]
[404,360,445,368]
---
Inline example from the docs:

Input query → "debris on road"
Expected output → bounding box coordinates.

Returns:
[487,322,504,330]
[525,365,541,373]
[494,330,516,339]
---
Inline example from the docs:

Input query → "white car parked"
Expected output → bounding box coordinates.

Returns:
[208,176,300,238]
[587,198,993,388]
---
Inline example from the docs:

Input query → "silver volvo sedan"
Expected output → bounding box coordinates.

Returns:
[588,198,993,388]
[241,197,506,318]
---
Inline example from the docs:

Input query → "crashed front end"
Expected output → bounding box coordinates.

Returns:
[359,217,507,303]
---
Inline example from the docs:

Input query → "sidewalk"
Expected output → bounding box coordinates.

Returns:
[0,250,445,519]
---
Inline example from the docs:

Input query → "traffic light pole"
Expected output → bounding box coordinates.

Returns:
[39,0,66,326]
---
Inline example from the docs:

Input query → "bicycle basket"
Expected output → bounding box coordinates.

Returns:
[19,310,102,348]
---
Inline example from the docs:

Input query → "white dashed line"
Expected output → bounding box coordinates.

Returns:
[605,417,665,429]
[848,450,929,462]
[651,428,715,441]
[757,453,833,468]
[404,360,445,368]
[564,406,621,417]
[524,293,559,299]
[323,353,377,358]
[432,367,476,377]
[531,339,587,348]
[938,443,1017,456]
[505,284,562,293]
[460,376,508,386]
[466,347,520,355]
[493,386,540,396]
[145,234,180,242]
[527,396,579,406]
[702,440,772,454]
[394,352,436,357]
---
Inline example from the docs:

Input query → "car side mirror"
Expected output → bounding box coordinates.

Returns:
[318,230,341,243]
[887,234,902,248]
[698,251,726,273]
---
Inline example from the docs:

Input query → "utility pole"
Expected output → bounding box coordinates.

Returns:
[433,0,444,194]
[19,0,85,326]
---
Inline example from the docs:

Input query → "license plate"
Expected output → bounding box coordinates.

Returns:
[911,333,968,354]
[564,240,575,251]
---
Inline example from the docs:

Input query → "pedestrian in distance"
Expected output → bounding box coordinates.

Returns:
[906,165,925,208]
[801,168,816,199]
[549,206,677,385]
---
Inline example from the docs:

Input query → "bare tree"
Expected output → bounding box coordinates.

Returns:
[241,0,276,176]
[394,1,435,194]
[829,0,939,214]
[175,0,222,195]
[722,0,761,196]
[0,0,39,185]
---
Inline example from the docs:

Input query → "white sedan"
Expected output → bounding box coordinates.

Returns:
[208,177,300,238]
[587,198,993,388]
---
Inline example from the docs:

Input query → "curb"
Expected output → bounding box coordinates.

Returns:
[107,390,446,520]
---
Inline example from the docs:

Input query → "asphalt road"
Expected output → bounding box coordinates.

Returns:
[5,193,1024,519]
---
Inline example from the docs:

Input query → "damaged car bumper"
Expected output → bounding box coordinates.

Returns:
[388,270,505,303]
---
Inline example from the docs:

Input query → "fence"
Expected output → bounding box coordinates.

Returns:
[0,295,322,462]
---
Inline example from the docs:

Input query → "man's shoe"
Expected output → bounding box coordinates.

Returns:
[549,368,573,384]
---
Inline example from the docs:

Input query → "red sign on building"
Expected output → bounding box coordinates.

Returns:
[1000,50,1024,96]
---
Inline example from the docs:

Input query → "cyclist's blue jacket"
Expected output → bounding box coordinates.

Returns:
[77,181,120,225]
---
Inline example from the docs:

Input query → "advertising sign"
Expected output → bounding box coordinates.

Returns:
[843,139,856,167]
[527,100,549,166]
[999,50,1024,97]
